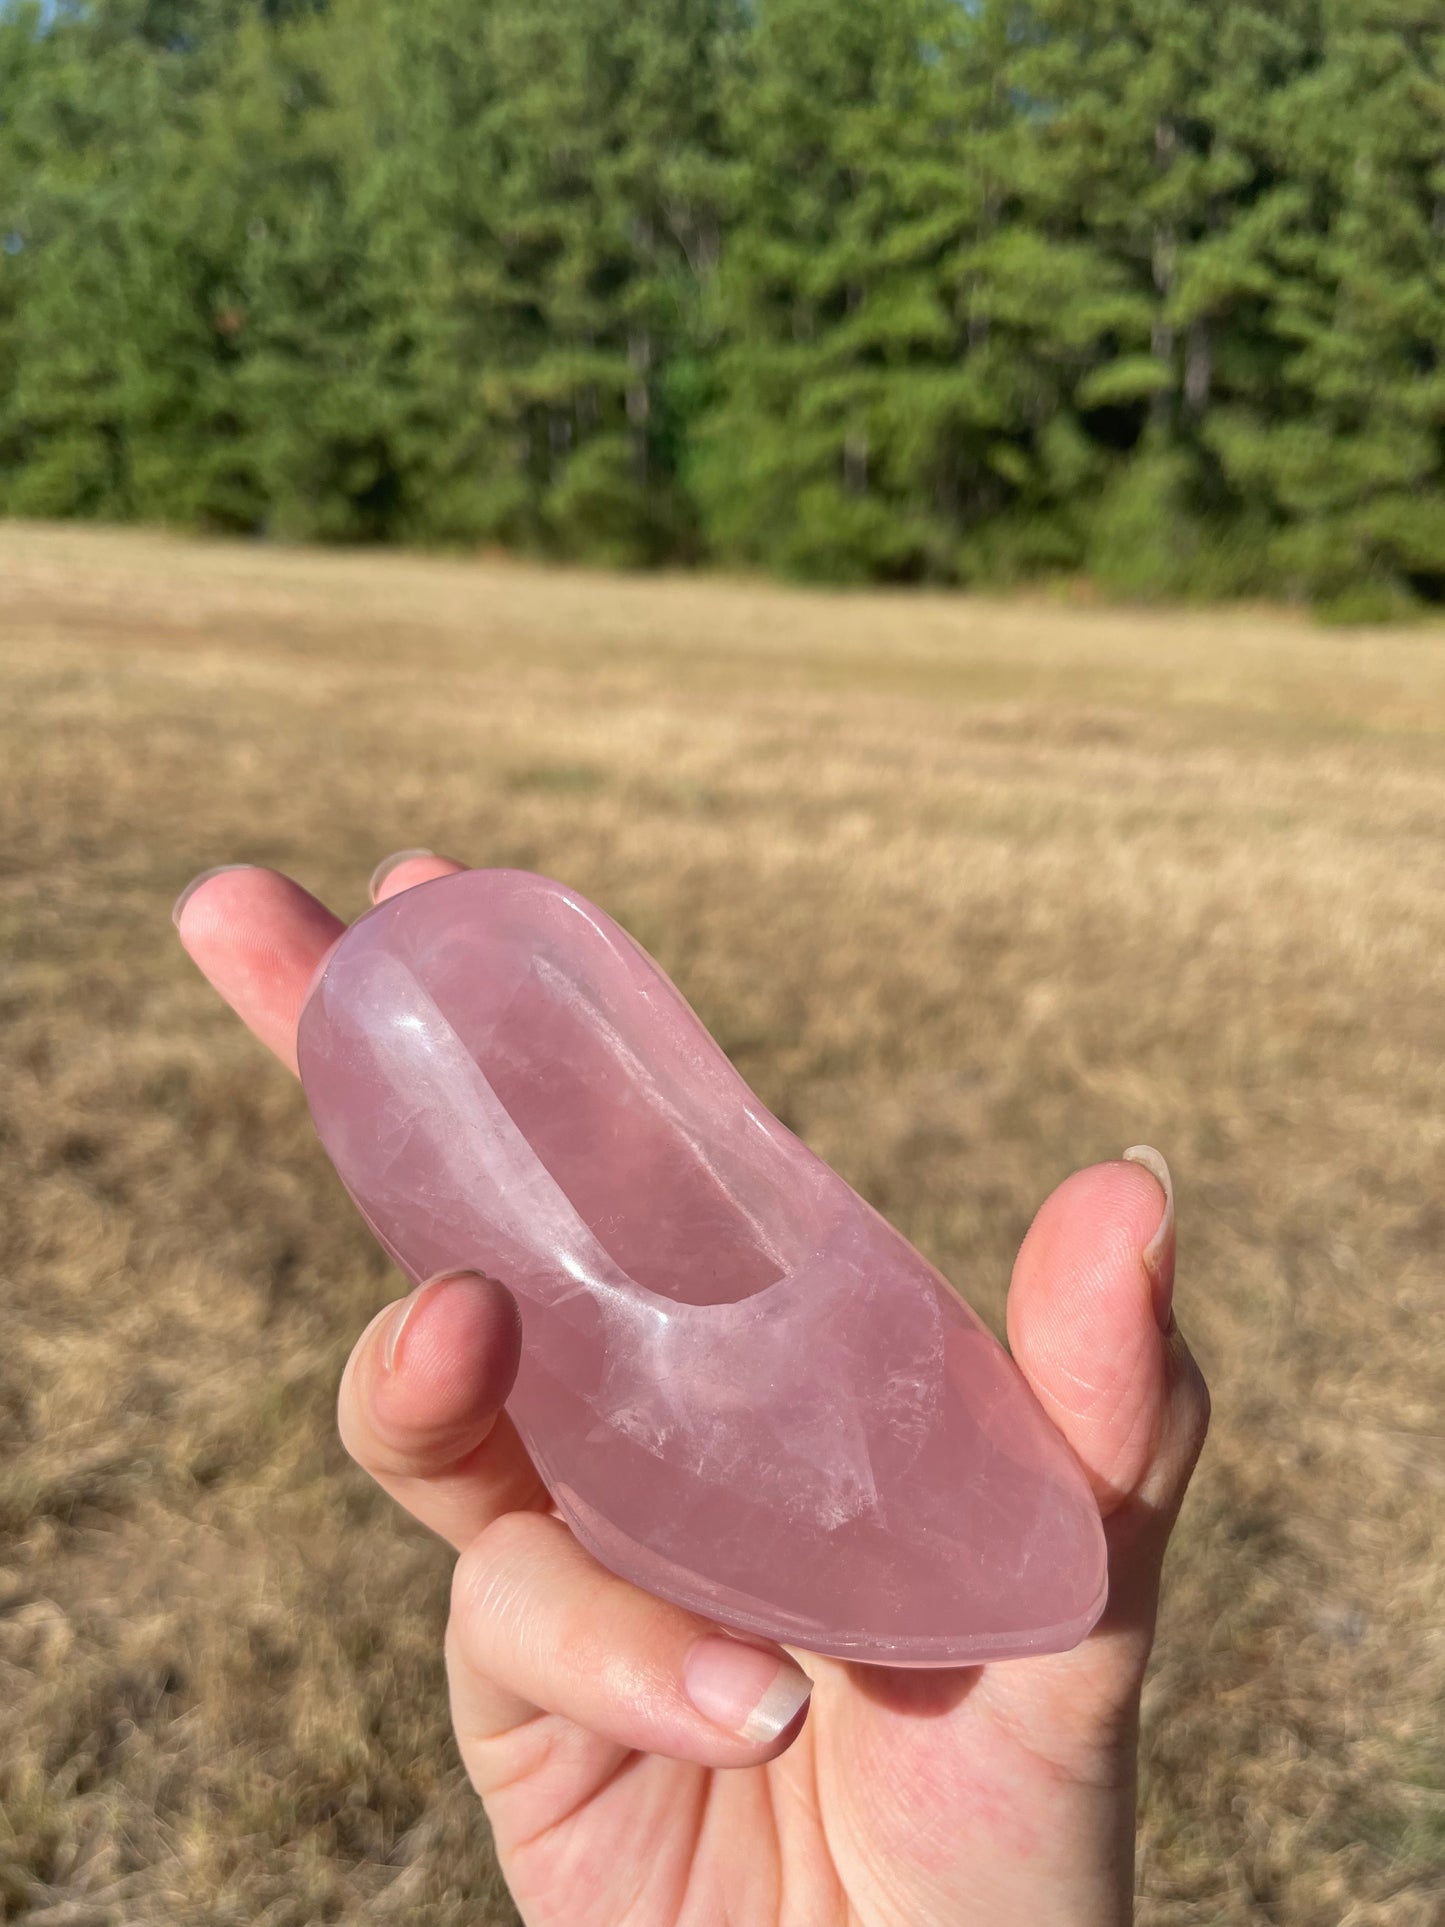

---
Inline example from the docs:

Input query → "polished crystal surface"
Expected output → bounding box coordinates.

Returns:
[297,869,1107,1665]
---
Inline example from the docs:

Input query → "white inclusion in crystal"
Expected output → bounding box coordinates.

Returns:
[594,1251,944,1530]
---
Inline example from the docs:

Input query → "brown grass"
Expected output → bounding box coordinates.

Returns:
[1,520,1442,1926]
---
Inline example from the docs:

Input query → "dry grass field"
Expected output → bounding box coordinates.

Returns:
[1,520,1443,1926]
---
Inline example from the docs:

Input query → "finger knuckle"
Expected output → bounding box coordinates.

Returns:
[450,1510,548,1650]
[1172,1343,1212,1465]
[335,1369,373,1471]
[335,1399,411,1482]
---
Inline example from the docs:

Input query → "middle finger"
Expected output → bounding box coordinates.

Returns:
[338,1267,552,1551]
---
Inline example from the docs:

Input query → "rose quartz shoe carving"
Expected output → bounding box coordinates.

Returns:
[298,869,1107,1665]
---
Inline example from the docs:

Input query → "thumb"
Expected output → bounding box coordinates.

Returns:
[1007,1150,1210,1640]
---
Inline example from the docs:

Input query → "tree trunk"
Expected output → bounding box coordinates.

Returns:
[969,186,999,351]
[845,282,867,493]
[844,428,869,495]
[548,409,572,482]
[627,327,651,488]
[1184,315,1211,416]
[1150,120,1178,432]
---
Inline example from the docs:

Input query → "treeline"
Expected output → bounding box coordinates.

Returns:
[1,0,1443,613]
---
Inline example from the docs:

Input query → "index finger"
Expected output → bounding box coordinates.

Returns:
[173,865,345,1074]
[172,854,468,1072]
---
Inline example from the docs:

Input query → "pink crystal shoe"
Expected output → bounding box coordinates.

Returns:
[298,869,1107,1666]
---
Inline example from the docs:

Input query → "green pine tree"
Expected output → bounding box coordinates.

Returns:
[1210,0,1445,613]
[0,0,1439,609]
[697,0,993,580]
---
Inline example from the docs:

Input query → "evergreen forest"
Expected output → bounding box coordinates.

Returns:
[2,0,1443,613]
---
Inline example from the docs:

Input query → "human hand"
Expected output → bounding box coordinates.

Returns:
[174,853,1210,1927]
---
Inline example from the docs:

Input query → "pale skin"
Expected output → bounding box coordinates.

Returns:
[174,852,1211,1927]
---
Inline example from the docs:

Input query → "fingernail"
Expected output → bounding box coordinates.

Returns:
[683,1636,812,1743]
[1123,1145,1175,1331]
[172,864,251,929]
[382,1270,480,1372]
[369,849,435,902]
